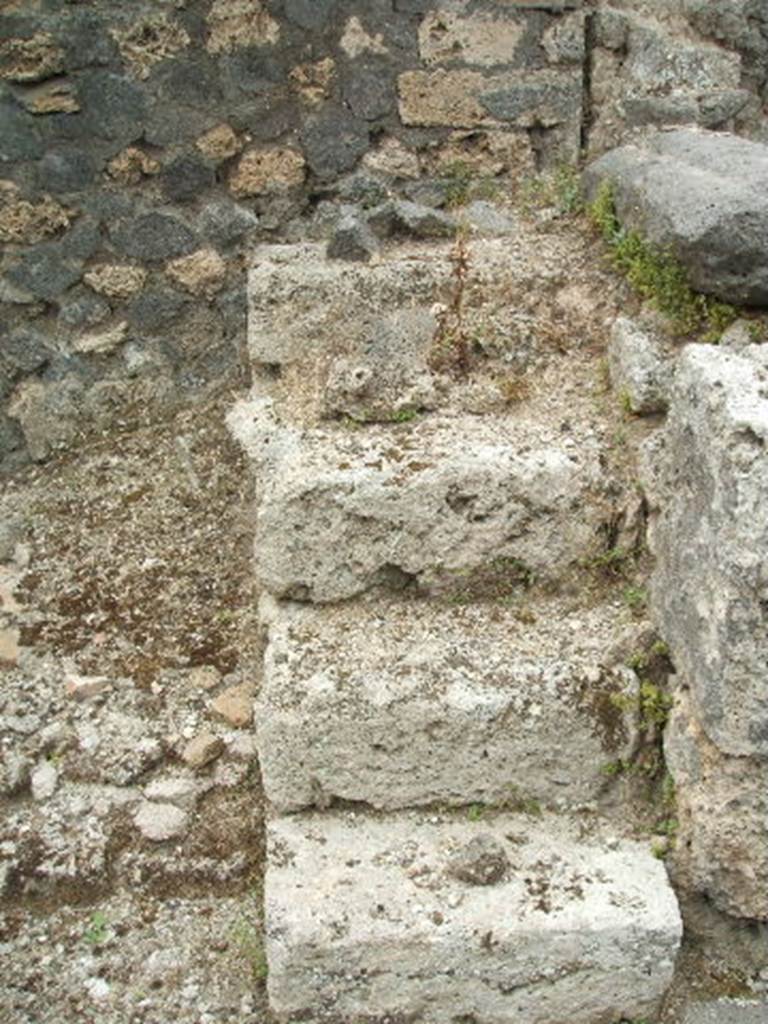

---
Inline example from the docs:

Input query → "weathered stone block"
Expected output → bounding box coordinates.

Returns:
[247,241,451,421]
[418,7,525,67]
[257,595,639,812]
[583,129,768,305]
[265,812,681,1024]
[648,344,768,757]
[665,689,768,921]
[608,317,668,415]
[244,407,606,602]
[398,68,582,129]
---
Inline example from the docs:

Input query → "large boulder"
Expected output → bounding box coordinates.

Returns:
[646,344,768,758]
[583,129,768,306]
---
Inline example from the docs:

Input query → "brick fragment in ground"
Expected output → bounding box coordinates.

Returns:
[257,595,640,812]
[264,812,682,1024]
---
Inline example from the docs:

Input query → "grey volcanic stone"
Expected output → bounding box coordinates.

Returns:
[58,288,111,330]
[77,70,146,143]
[344,61,395,121]
[128,288,189,333]
[682,1000,768,1024]
[326,209,379,262]
[37,148,102,193]
[368,199,456,239]
[110,213,197,261]
[0,93,43,162]
[198,199,259,247]
[57,9,120,70]
[162,152,215,203]
[301,107,369,180]
[256,595,639,812]
[584,129,768,306]
[1,327,52,377]
[6,248,83,301]
[284,0,334,30]
[265,812,682,1024]
[481,73,582,126]
[648,344,768,757]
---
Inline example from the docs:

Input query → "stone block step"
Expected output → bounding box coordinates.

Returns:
[245,238,576,426]
[239,404,608,603]
[257,594,641,813]
[264,811,682,1023]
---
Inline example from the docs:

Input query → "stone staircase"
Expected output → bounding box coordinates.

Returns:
[231,229,683,1023]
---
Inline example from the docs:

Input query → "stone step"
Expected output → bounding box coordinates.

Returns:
[264,810,682,1024]
[233,403,609,603]
[245,237,574,427]
[257,594,642,814]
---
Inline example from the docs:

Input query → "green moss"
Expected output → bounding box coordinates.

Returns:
[588,180,738,338]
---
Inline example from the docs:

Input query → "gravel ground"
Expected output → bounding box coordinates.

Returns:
[0,396,273,1023]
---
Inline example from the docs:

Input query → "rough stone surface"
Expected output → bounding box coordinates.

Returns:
[326,210,379,262]
[134,801,189,842]
[608,316,668,415]
[84,264,147,301]
[211,685,253,729]
[264,812,682,1024]
[445,834,510,886]
[418,9,525,67]
[31,760,58,801]
[399,68,582,132]
[666,689,768,922]
[109,213,197,262]
[166,248,226,297]
[0,187,70,244]
[245,241,451,422]
[257,595,639,812]
[229,147,305,197]
[583,130,768,305]
[300,107,370,180]
[682,1000,768,1024]
[196,122,241,162]
[244,410,607,602]
[368,199,456,240]
[647,344,768,758]
[206,0,280,54]
[182,732,224,769]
